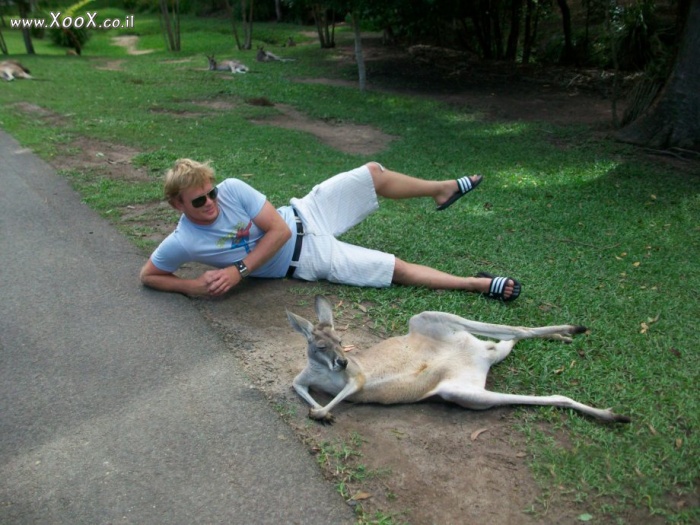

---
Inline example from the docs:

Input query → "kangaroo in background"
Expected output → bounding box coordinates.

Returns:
[287,296,631,424]
[256,46,295,62]
[206,55,249,74]
[1,61,32,81]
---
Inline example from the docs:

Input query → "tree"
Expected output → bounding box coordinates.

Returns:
[241,0,255,50]
[556,0,576,64]
[160,0,181,52]
[16,0,35,54]
[311,4,337,48]
[223,0,243,50]
[614,0,700,151]
[350,10,366,91]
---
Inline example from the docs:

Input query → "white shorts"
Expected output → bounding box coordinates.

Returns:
[289,165,395,288]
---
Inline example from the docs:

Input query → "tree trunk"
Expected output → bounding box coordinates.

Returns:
[223,0,242,50]
[505,0,523,61]
[614,0,700,151]
[472,2,492,59]
[556,0,575,64]
[0,28,8,54]
[241,0,254,50]
[159,0,180,51]
[274,0,282,22]
[351,12,366,92]
[522,0,536,64]
[312,4,335,49]
[17,1,35,54]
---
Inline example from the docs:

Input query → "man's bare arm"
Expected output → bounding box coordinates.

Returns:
[202,201,292,296]
[140,201,292,296]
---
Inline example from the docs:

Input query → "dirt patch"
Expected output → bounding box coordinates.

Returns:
[9,102,68,127]
[51,136,150,181]
[94,59,126,71]
[111,35,155,56]
[250,103,397,155]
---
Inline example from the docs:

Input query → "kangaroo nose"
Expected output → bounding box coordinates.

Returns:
[338,358,348,369]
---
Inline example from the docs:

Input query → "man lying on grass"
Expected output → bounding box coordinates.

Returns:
[139,159,521,301]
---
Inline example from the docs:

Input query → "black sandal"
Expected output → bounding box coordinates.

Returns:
[436,175,483,211]
[476,271,521,302]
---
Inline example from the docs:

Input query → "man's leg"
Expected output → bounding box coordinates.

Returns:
[392,258,518,300]
[365,162,481,209]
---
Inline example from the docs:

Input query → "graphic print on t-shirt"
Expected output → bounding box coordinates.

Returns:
[217,220,253,253]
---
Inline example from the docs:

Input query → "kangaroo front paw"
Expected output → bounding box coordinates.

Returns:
[309,408,335,424]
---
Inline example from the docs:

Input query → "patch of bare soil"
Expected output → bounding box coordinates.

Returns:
[250,103,397,155]
[94,59,126,71]
[111,35,155,56]
[55,136,151,182]
[11,44,656,522]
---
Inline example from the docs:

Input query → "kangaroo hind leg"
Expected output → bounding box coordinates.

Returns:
[409,311,586,343]
[438,386,630,423]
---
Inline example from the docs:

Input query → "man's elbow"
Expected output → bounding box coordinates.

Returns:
[139,262,158,287]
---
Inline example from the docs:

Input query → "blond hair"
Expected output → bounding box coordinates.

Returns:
[164,158,216,202]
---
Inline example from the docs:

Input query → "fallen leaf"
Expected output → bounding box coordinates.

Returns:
[633,261,641,267]
[578,513,593,522]
[358,304,367,313]
[350,492,372,501]
[470,428,489,441]
[647,314,660,324]
[676,438,683,449]
[516,452,527,458]
[635,467,645,478]
[640,322,649,334]
[554,365,566,374]
[648,424,657,435]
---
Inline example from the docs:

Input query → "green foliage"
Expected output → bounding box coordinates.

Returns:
[0,18,697,523]
[612,0,667,72]
[46,0,96,50]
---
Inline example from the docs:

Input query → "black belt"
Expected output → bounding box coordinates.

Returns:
[286,209,304,278]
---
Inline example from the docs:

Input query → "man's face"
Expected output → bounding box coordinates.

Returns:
[172,184,219,225]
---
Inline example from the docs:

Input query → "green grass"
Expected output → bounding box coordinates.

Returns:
[1,13,698,523]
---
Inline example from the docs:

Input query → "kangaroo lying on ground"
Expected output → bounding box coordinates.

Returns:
[206,55,249,74]
[256,46,295,62]
[287,296,631,424]
[1,60,32,81]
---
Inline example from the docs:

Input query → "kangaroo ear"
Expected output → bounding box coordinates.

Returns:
[287,310,314,340]
[314,295,334,328]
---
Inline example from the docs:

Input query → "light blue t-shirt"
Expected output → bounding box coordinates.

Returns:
[150,178,296,278]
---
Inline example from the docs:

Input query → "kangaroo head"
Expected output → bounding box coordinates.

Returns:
[206,54,217,69]
[287,296,348,372]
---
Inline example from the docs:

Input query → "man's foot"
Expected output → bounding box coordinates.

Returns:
[436,175,483,211]
[475,272,521,302]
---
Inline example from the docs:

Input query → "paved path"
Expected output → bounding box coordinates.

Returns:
[0,129,353,524]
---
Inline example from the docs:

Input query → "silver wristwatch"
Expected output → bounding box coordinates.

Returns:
[234,260,250,278]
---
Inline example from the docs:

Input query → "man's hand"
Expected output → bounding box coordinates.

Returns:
[202,267,242,296]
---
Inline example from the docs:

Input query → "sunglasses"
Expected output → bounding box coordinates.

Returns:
[190,187,218,208]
